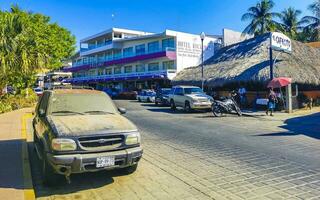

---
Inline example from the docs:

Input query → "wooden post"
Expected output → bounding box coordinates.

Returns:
[286,84,292,113]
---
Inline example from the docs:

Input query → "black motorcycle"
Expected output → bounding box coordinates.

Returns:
[211,91,242,117]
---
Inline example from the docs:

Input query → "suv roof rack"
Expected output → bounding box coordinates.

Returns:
[51,85,94,90]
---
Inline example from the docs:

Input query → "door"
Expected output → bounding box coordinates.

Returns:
[34,92,50,144]
[174,88,184,106]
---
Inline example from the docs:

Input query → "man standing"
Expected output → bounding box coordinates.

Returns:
[266,88,277,116]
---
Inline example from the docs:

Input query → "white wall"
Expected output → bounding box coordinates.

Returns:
[173,31,218,72]
[223,28,253,47]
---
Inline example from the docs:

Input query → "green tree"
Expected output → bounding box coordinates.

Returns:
[278,7,304,40]
[241,0,280,36]
[0,5,76,93]
[301,0,320,41]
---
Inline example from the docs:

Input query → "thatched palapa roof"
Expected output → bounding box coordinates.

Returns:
[173,33,320,87]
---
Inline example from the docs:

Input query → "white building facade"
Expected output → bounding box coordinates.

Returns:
[66,28,221,90]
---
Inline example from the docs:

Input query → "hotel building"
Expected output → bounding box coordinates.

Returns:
[66,28,222,90]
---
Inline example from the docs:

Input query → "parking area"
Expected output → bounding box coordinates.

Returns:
[25,100,320,199]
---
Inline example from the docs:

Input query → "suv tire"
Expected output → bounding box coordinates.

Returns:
[120,164,138,174]
[42,156,62,186]
[184,101,192,113]
[170,100,176,111]
[138,97,141,102]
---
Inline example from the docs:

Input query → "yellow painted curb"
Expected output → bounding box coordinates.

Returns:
[21,113,36,200]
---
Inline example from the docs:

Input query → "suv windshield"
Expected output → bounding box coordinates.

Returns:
[184,88,204,94]
[49,93,118,115]
[162,89,171,95]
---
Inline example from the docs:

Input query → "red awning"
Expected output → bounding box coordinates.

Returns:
[267,77,292,88]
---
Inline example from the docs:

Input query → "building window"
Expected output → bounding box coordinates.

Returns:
[114,33,122,38]
[123,47,134,57]
[113,50,122,59]
[135,44,145,55]
[124,66,132,73]
[162,61,176,70]
[136,64,145,72]
[83,57,88,64]
[105,68,112,75]
[105,51,113,61]
[148,63,159,71]
[88,69,96,77]
[114,67,122,74]
[148,41,159,53]
[98,54,104,62]
[162,38,175,50]
[98,68,104,76]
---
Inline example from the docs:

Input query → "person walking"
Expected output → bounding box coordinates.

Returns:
[266,88,277,116]
[238,85,247,108]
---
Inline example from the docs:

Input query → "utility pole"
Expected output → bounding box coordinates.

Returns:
[269,33,274,80]
[200,32,205,90]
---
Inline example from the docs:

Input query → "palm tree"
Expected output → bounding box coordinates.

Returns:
[278,7,304,39]
[241,0,280,36]
[301,0,320,41]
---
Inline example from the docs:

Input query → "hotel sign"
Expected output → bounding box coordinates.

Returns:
[271,32,292,52]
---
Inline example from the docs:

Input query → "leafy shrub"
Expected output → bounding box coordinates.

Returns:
[0,88,38,113]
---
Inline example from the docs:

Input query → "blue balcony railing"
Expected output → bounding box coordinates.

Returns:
[72,47,176,67]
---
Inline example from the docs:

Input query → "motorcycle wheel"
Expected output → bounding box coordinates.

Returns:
[212,104,223,117]
[234,105,242,116]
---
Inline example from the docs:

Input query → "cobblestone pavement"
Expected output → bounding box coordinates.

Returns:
[29,100,320,200]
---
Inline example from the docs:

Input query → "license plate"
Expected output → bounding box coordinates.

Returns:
[96,156,115,168]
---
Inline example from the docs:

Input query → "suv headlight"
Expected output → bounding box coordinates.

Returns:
[192,99,199,103]
[51,138,77,151]
[125,132,141,145]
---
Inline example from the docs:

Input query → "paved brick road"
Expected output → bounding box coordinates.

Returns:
[29,100,320,200]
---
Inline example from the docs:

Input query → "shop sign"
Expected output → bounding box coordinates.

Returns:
[271,32,292,52]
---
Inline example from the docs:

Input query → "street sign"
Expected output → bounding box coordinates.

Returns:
[271,32,292,52]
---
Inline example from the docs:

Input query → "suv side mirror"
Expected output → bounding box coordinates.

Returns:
[118,107,127,114]
[39,109,45,117]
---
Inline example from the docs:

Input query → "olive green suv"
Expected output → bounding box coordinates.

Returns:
[33,88,142,185]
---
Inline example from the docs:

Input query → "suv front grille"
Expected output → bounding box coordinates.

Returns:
[78,135,124,149]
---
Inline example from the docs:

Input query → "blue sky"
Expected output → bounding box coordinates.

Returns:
[0,0,315,47]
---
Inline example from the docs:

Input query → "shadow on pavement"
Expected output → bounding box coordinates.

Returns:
[0,139,31,190]
[255,112,320,139]
[27,142,129,198]
[146,107,209,115]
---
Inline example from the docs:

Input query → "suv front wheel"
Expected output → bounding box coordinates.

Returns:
[42,154,62,186]
[170,100,176,111]
[184,101,192,112]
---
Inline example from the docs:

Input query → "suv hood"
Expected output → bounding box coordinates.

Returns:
[47,114,137,137]
[185,93,211,100]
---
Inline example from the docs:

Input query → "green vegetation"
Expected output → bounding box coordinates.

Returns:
[0,5,76,94]
[0,88,38,113]
[241,0,280,36]
[242,0,320,42]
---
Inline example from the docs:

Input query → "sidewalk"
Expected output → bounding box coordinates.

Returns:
[242,106,320,121]
[0,108,35,200]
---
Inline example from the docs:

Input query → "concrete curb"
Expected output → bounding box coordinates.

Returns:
[21,113,35,200]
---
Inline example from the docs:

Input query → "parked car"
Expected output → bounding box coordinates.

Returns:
[155,88,171,106]
[118,91,138,100]
[33,87,44,96]
[136,90,156,102]
[168,85,213,112]
[103,88,119,98]
[33,88,142,185]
